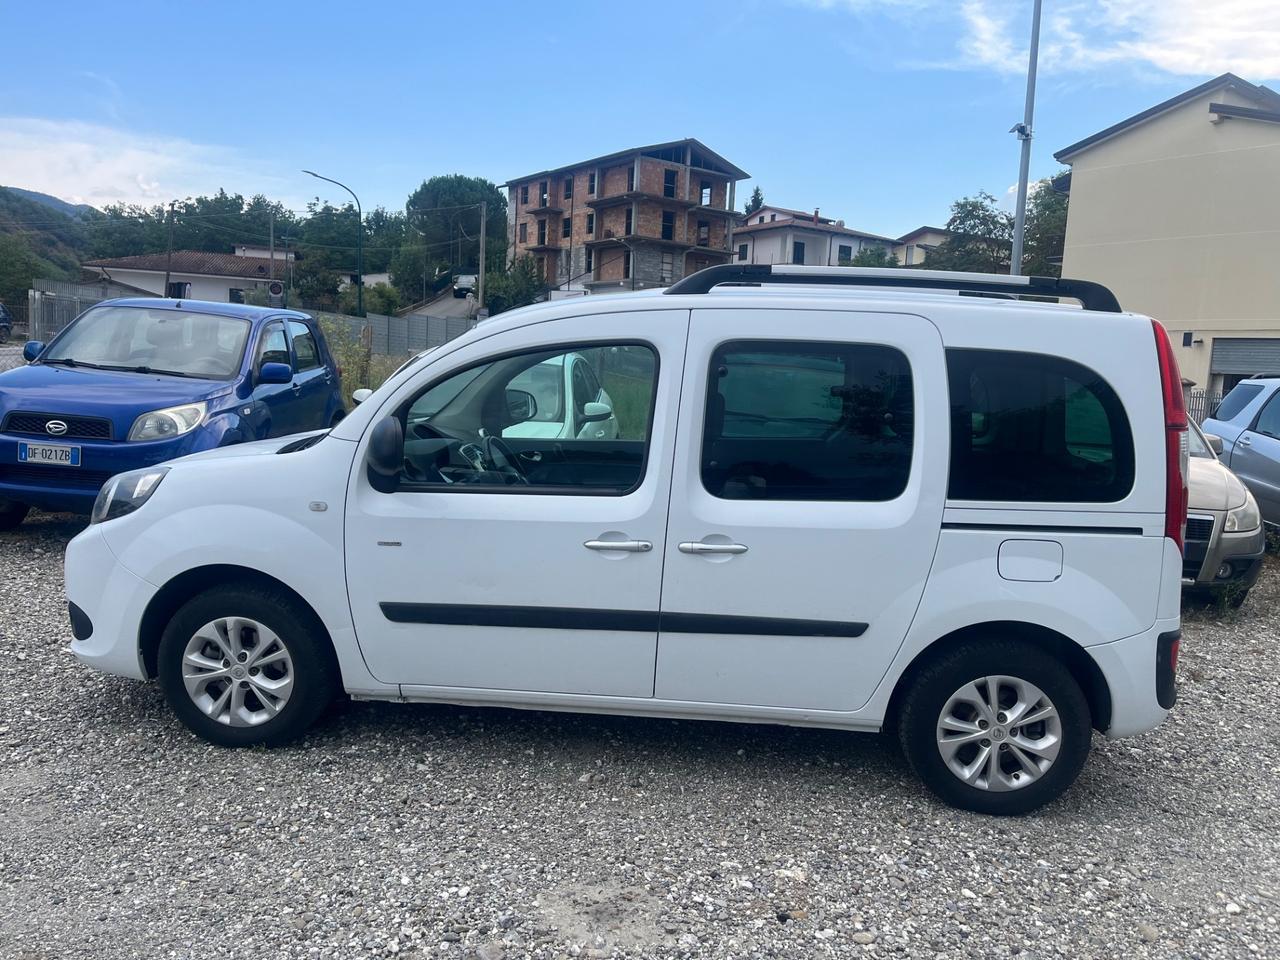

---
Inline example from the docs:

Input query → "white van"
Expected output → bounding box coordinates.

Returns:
[65,266,1188,815]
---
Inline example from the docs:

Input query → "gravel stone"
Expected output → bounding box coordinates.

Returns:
[2,512,1279,958]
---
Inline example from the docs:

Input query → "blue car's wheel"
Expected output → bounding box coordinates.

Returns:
[0,500,29,531]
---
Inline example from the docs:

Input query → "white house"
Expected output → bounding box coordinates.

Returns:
[732,206,898,266]
[84,249,289,303]
[233,244,295,261]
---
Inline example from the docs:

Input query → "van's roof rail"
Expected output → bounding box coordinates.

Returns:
[663,264,1122,313]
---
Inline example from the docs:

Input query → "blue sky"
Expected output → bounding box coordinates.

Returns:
[2,0,1277,238]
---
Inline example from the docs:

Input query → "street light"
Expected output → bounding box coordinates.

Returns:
[1009,0,1043,276]
[303,169,363,315]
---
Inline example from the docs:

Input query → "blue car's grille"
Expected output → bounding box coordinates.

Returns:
[0,464,115,491]
[2,412,113,440]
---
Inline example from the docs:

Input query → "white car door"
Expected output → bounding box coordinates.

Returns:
[655,306,948,712]
[344,309,687,697]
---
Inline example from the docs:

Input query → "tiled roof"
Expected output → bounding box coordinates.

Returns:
[84,251,287,280]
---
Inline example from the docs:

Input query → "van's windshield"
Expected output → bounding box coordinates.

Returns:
[43,306,251,380]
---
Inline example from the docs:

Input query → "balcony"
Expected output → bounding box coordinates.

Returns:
[524,199,564,215]
[586,190,696,210]
[526,235,560,252]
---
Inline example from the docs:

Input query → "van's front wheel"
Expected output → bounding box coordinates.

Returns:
[898,641,1092,815]
[157,584,338,747]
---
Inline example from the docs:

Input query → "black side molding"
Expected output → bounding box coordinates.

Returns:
[942,522,1145,536]
[379,603,867,638]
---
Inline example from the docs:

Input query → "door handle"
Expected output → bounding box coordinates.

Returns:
[1240,435,1253,446]
[584,539,652,553]
[291,382,302,393]
[679,541,748,555]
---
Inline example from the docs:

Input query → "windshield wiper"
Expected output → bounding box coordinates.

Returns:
[99,364,202,379]
[42,357,108,369]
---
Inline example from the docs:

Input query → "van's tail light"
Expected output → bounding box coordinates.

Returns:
[1152,320,1188,551]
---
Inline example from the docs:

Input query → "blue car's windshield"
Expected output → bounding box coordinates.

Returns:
[44,306,251,380]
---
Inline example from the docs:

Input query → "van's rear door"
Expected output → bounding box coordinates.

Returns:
[654,307,947,712]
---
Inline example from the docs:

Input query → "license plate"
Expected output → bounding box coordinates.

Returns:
[18,442,81,466]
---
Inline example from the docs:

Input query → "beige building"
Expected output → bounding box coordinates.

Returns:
[1055,73,1280,396]
[894,226,951,266]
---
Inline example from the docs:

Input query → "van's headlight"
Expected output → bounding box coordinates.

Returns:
[91,467,169,524]
[1225,490,1261,533]
[128,402,207,441]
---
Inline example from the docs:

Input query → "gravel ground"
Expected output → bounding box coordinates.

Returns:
[1,512,1278,959]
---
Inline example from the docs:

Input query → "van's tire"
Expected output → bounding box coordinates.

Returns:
[0,500,30,531]
[897,640,1092,815]
[157,583,339,747]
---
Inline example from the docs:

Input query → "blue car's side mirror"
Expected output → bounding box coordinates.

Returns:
[258,361,293,385]
[22,341,44,363]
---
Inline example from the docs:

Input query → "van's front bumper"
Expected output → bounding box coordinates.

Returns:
[1088,617,1180,739]
[64,523,155,680]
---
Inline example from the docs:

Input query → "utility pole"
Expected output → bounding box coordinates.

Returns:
[268,210,276,295]
[162,201,176,298]
[1010,0,1043,276]
[478,200,487,311]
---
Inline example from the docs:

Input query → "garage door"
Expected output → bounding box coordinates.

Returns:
[1211,337,1280,376]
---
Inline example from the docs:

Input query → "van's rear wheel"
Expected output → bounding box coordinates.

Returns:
[157,584,338,747]
[0,500,29,531]
[898,641,1091,815]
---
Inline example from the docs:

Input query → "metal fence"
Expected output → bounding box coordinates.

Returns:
[27,278,158,344]
[303,311,477,356]
[1187,389,1223,424]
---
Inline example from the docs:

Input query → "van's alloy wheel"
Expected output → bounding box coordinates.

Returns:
[935,675,1062,791]
[157,583,338,747]
[898,639,1091,815]
[181,617,295,726]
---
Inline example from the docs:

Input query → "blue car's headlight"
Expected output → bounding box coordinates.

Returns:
[128,402,207,442]
[91,467,169,525]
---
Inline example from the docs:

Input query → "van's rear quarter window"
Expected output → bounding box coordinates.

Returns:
[946,349,1135,502]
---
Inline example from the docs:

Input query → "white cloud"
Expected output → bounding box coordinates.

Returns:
[957,0,1280,78]
[0,117,301,210]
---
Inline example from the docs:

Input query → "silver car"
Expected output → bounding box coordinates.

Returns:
[1203,377,1280,525]
[1183,420,1265,605]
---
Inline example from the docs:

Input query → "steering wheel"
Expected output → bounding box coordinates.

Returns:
[482,435,529,485]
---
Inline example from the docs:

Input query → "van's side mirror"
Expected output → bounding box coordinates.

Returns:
[23,341,44,363]
[366,416,404,493]
[1205,433,1224,455]
[506,388,538,422]
[352,388,373,405]
[582,400,613,423]
[258,361,293,385]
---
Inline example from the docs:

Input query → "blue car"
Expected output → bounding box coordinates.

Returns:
[0,298,345,528]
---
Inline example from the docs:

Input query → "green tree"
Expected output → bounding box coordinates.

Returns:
[1021,175,1068,278]
[484,256,542,315]
[341,281,401,316]
[0,235,66,312]
[924,192,1012,274]
[743,186,764,215]
[405,175,507,278]
[846,245,898,268]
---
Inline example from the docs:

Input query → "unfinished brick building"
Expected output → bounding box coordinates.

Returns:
[505,139,749,293]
